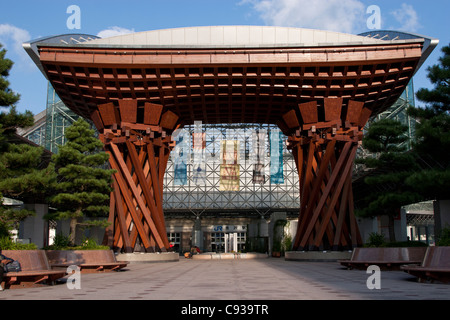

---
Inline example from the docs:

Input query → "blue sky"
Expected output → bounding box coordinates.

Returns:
[1,0,449,115]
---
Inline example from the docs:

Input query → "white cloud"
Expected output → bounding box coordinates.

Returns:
[242,0,366,34]
[96,26,135,39]
[391,3,421,32]
[0,24,31,60]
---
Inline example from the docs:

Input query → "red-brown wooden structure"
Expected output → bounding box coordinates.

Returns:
[31,27,432,252]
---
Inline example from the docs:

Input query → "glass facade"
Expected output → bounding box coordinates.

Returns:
[167,232,181,251]
[371,80,417,150]
[44,83,80,153]
[163,123,300,212]
[22,119,46,146]
[355,80,418,177]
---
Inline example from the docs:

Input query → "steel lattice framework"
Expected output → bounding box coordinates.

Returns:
[162,123,300,214]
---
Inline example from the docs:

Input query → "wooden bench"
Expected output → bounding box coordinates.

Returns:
[1,250,66,289]
[46,250,128,273]
[401,246,450,283]
[339,247,428,270]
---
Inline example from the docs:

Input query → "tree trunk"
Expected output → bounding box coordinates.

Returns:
[388,214,396,243]
[69,217,78,245]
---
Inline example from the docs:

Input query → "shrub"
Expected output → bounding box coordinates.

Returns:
[77,237,109,250]
[437,227,450,246]
[365,232,430,247]
[365,232,386,247]
[272,239,281,252]
[50,233,73,249]
[282,234,292,252]
[0,236,37,250]
[45,234,109,250]
[383,241,428,247]
[0,223,10,238]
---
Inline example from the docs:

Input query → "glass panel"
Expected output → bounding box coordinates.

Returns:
[163,123,299,211]
[45,83,80,153]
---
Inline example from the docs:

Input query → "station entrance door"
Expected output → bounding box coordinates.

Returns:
[225,233,238,253]
[211,227,246,253]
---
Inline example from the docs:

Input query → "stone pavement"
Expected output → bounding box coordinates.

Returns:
[0,258,448,300]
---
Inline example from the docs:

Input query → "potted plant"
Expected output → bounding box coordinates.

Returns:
[272,239,282,257]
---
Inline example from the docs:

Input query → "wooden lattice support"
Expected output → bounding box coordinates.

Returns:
[90,100,179,253]
[283,98,372,251]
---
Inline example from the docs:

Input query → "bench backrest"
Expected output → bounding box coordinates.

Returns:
[351,247,427,262]
[1,250,51,271]
[74,250,116,264]
[46,250,116,265]
[351,248,383,261]
[421,247,450,268]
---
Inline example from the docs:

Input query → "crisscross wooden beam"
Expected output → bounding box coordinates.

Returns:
[284,98,368,251]
[96,100,178,253]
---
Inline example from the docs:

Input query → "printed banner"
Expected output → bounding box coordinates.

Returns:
[270,129,284,184]
[251,130,266,184]
[172,128,188,185]
[220,140,240,191]
[192,121,206,185]
[220,140,240,165]
[219,164,240,191]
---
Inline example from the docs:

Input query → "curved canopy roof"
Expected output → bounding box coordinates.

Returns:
[359,29,439,75]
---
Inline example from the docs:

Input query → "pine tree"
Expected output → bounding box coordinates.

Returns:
[407,44,450,200]
[0,143,55,234]
[0,143,55,200]
[414,44,450,117]
[0,43,39,236]
[356,118,421,242]
[49,118,115,244]
[0,43,20,108]
[0,43,33,149]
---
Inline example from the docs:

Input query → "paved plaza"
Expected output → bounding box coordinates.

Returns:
[1,258,448,301]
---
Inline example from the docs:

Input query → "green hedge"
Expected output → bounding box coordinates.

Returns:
[437,227,450,246]
[0,237,38,250]
[364,232,428,248]
[43,233,109,250]
[382,241,428,247]
[0,234,110,251]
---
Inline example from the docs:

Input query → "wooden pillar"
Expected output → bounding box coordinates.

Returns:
[94,100,178,253]
[283,98,369,251]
